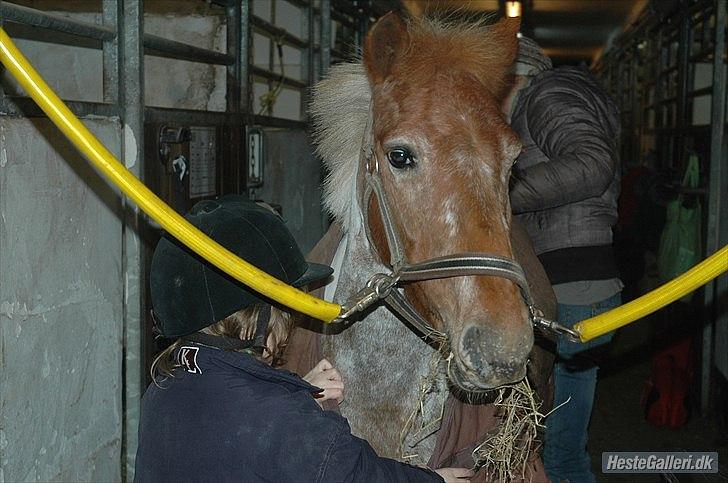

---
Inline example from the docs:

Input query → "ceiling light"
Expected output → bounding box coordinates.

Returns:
[505,1,522,18]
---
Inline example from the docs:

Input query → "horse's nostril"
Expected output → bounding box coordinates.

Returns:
[459,325,491,374]
[458,323,532,378]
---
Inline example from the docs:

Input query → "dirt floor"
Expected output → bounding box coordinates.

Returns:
[588,304,728,482]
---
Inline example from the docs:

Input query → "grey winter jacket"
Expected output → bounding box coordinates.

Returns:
[509,66,620,255]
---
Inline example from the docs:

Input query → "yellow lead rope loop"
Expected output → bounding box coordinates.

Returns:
[0,28,342,323]
[574,245,728,342]
[1,27,726,340]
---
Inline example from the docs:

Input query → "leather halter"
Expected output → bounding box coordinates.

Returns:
[334,109,579,345]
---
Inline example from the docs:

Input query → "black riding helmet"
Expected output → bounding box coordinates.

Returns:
[150,196,333,342]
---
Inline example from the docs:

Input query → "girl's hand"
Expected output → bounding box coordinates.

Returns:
[434,468,474,482]
[303,358,344,406]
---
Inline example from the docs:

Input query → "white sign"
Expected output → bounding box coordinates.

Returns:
[189,126,216,198]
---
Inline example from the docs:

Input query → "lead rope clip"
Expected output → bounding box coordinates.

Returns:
[337,273,399,322]
[530,306,581,342]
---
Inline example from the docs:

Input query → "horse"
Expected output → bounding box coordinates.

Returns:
[285,12,556,478]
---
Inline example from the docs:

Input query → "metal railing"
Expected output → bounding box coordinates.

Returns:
[595,0,727,415]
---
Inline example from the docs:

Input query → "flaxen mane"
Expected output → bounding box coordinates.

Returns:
[310,62,370,232]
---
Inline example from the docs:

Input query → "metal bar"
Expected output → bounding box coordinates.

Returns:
[320,0,331,76]
[227,3,242,114]
[676,11,690,157]
[645,125,712,134]
[102,0,119,104]
[286,0,314,9]
[703,0,726,414]
[0,96,119,117]
[226,1,243,194]
[241,1,251,117]
[0,2,115,41]
[253,113,307,129]
[251,15,308,49]
[266,1,275,117]
[143,33,233,65]
[687,85,713,97]
[145,106,233,125]
[301,2,314,119]
[251,65,307,89]
[2,22,102,49]
[119,0,144,479]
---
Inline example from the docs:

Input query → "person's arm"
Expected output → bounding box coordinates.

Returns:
[510,77,618,214]
[319,424,471,482]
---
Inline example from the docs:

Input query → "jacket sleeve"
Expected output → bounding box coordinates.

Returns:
[510,76,618,214]
[318,425,444,483]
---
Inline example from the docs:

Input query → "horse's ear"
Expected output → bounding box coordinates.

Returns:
[486,17,521,98]
[363,12,410,84]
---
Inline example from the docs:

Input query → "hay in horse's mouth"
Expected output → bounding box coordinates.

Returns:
[471,377,545,482]
[445,350,528,394]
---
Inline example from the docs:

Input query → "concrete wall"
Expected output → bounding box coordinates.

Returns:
[0,117,124,482]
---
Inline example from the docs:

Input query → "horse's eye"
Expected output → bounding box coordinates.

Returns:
[387,148,416,170]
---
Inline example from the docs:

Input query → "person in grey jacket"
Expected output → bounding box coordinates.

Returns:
[508,37,622,483]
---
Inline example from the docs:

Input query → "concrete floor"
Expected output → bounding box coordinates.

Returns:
[588,306,728,482]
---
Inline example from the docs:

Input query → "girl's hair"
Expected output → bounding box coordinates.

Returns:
[150,303,293,386]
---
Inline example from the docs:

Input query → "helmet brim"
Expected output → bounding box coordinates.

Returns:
[292,262,334,288]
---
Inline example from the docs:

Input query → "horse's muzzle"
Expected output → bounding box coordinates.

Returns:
[450,323,533,390]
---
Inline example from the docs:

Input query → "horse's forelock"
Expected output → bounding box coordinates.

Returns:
[404,15,520,99]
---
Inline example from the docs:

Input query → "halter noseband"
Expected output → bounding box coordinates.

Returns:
[333,109,579,346]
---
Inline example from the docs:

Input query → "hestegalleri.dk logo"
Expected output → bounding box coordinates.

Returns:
[602,452,718,473]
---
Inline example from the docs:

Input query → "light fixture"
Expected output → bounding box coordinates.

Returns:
[505,1,522,18]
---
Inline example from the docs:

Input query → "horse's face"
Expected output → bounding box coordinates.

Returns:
[362,13,532,390]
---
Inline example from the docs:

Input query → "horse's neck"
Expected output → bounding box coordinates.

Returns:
[324,228,448,463]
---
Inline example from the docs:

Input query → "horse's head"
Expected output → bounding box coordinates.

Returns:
[311,13,532,391]
[360,13,531,390]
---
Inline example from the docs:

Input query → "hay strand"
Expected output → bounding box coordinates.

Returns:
[471,377,546,482]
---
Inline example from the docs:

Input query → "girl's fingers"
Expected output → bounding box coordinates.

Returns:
[316,358,333,372]
[324,368,342,382]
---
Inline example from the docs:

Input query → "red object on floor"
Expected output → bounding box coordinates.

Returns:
[642,337,692,428]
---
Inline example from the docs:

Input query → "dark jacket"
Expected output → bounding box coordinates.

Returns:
[510,66,620,258]
[134,344,442,483]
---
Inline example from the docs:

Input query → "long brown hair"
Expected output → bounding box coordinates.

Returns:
[150,303,293,386]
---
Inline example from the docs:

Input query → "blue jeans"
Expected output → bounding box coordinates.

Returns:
[543,293,621,483]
